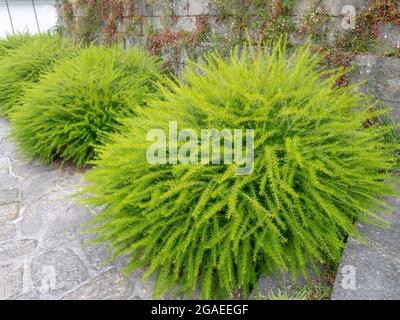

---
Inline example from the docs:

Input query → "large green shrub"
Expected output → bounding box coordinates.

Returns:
[11,46,160,166]
[0,33,78,117]
[80,41,398,298]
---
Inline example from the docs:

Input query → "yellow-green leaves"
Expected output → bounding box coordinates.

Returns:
[80,39,398,299]
[0,33,78,117]
[10,45,160,166]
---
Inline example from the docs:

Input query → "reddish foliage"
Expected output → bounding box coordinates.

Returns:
[147,31,183,55]
[273,0,283,18]
[195,16,207,34]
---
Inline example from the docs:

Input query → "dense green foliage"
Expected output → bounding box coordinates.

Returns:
[0,33,78,117]
[80,40,398,299]
[0,32,32,58]
[11,46,160,166]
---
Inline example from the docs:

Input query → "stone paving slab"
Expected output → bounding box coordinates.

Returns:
[351,56,400,122]
[331,56,400,300]
[0,118,156,300]
[331,196,400,300]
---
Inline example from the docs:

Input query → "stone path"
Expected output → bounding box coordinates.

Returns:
[331,197,400,300]
[0,118,155,300]
[330,55,400,300]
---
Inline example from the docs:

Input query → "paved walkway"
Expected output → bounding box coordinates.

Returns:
[331,196,400,300]
[330,55,400,299]
[1,116,399,300]
[0,118,155,300]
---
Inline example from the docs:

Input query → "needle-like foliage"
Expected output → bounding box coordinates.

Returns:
[80,40,399,299]
[11,46,160,166]
[0,32,32,58]
[0,33,78,117]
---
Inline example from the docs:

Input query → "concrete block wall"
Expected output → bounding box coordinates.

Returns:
[57,1,399,52]
[57,0,399,112]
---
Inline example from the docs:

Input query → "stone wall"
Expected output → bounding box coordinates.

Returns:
[57,1,399,54]
[351,56,400,121]
[57,0,399,115]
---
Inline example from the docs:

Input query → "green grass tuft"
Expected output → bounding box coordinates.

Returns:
[0,32,33,58]
[10,45,160,166]
[0,33,78,117]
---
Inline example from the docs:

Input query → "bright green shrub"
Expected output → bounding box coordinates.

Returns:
[0,33,78,117]
[80,41,399,299]
[11,46,160,166]
[0,32,32,58]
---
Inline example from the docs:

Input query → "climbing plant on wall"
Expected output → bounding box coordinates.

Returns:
[58,0,400,74]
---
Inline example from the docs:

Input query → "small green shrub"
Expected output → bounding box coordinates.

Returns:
[0,33,78,117]
[80,40,398,299]
[0,32,32,58]
[11,46,160,166]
